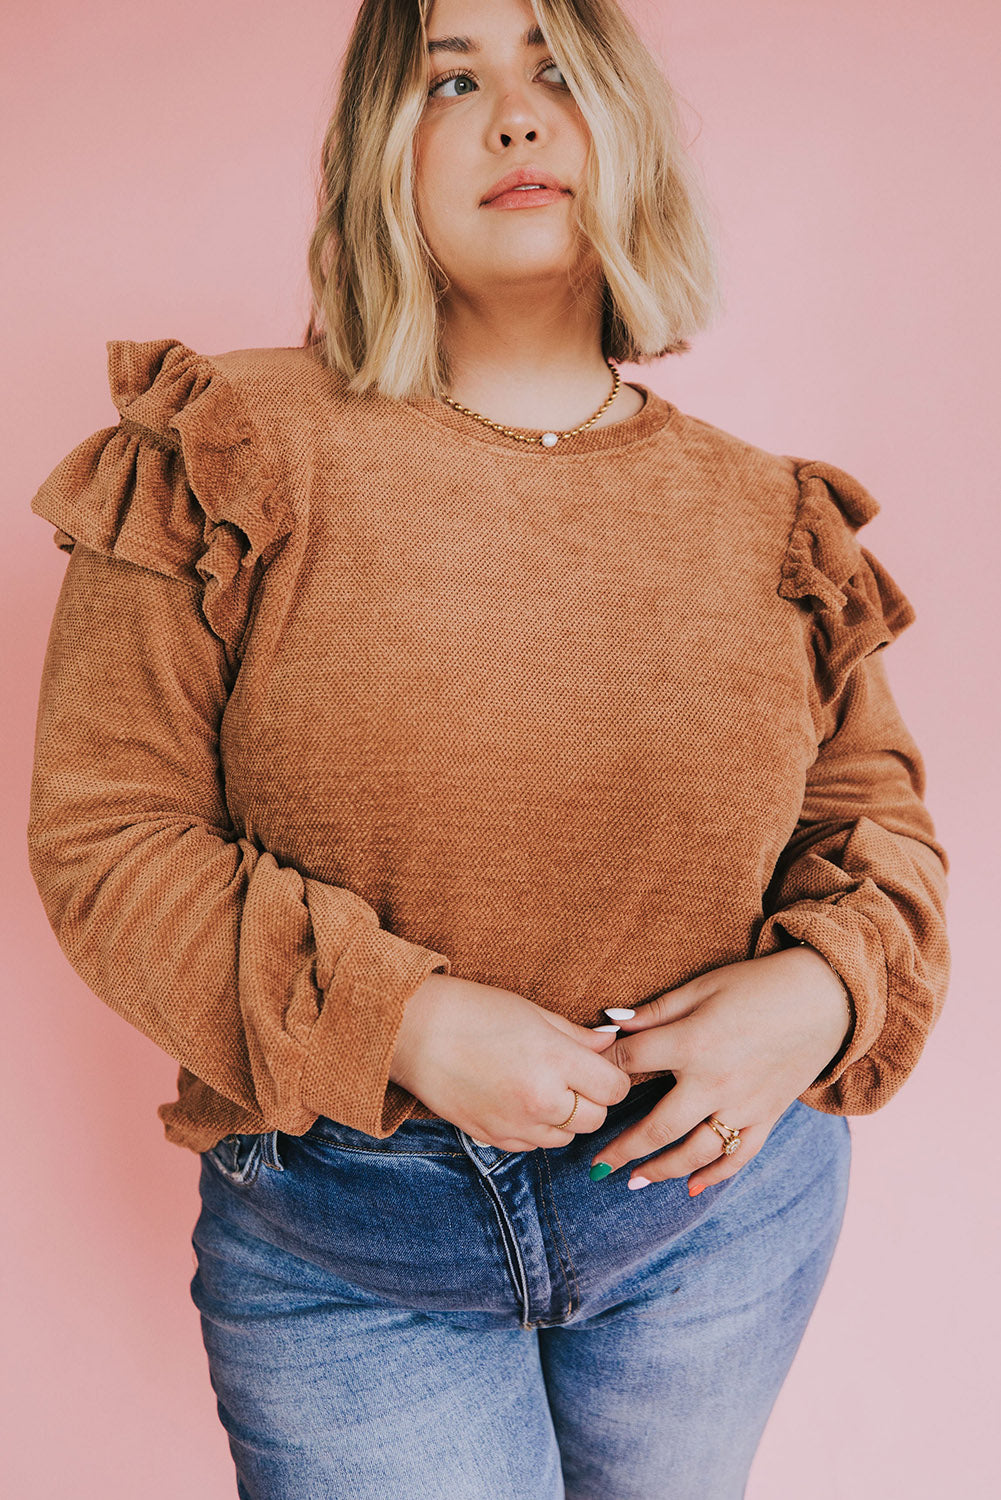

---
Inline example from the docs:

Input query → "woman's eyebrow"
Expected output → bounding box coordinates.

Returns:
[427,24,546,56]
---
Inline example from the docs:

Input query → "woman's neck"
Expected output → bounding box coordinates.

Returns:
[439,276,631,432]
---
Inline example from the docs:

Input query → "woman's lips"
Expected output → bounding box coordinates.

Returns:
[484,186,571,209]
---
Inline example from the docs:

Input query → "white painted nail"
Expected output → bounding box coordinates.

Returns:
[628,1175,652,1190]
[592,1023,620,1032]
[604,1008,635,1020]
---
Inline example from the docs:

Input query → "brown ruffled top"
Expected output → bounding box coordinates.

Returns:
[26,338,950,1152]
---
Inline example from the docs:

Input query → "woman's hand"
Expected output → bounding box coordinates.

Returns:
[591,947,853,1194]
[390,971,634,1151]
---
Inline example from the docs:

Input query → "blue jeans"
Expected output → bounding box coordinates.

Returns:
[190,1079,851,1499]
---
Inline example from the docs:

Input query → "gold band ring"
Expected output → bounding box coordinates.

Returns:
[554,1089,581,1132]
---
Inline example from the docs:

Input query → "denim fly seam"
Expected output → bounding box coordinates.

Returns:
[454,1128,584,1328]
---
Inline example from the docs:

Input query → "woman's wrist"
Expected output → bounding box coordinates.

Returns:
[778,942,854,1060]
[388,972,457,1089]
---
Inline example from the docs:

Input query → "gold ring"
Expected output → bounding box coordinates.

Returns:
[707,1116,743,1156]
[554,1089,580,1132]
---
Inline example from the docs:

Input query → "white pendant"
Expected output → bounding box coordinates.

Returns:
[541,431,560,448]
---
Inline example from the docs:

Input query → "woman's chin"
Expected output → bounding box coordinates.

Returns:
[450,246,584,289]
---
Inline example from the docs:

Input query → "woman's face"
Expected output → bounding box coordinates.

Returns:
[414,0,597,300]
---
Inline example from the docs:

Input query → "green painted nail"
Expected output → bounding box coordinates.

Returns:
[589,1161,613,1181]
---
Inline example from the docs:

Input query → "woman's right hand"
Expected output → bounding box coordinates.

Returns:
[388,972,634,1150]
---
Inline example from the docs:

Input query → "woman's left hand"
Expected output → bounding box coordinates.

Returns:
[591,946,853,1195]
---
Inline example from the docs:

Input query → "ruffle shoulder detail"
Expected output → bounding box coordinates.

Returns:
[779,457,916,706]
[30,338,291,654]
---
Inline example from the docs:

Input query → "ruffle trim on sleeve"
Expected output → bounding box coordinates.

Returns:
[30,338,291,653]
[779,458,916,707]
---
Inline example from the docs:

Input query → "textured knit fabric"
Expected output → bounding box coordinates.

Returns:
[26,337,951,1155]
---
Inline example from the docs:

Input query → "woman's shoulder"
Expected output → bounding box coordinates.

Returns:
[671,406,801,505]
[674,404,895,553]
[672,406,917,702]
[28,336,336,655]
[194,339,341,405]
[104,336,343,450]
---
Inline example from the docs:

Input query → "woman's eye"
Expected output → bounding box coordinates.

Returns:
[427,59,568,100]
[429,70,478,100]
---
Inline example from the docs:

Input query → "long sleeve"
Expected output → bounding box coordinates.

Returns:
[26,339,450,1143]
[753,458,950,1114]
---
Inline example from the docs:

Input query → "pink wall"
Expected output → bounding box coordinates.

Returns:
[3,1,997,1494]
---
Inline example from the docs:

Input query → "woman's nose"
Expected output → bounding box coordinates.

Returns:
[488,87,546,150]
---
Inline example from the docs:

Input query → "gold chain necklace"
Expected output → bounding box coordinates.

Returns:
[441,359,621,448]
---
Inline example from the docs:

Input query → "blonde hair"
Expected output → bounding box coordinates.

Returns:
[303,0,723,401]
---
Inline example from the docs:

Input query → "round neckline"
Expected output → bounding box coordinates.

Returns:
[403,378,677,457]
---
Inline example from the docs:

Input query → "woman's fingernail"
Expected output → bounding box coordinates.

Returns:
[592,1023,620,1032]
[689,1182,706,1197]
[589,1161,613,1181]
[604,1008,635,1020]
[628,1175,651,1190]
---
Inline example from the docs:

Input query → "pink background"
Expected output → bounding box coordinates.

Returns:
[2,2,997,1494]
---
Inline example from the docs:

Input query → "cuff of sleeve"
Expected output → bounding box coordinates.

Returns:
[299,921,451,1138]
[753,898,888,1110]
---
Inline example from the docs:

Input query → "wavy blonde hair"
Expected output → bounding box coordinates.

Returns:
[303,0,723,401]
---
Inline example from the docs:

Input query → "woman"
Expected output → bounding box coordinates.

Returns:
[26,0,950,1495]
